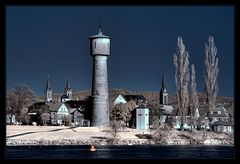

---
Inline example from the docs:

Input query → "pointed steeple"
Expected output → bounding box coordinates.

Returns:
[161,72,167,92]
[44,74,52,103]
[45,74,51,91]
[65,79,71,91]
[161,72,165,90]
[160,72,168,105]
[64,79,72,100]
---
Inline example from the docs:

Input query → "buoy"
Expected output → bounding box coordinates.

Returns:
[90,145,96,152]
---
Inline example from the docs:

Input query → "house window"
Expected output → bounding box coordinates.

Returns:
[52,112,56,118]
[228,126,231,131]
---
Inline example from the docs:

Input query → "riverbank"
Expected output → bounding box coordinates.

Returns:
[6,125,234,146]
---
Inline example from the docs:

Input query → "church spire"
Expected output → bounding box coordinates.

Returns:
[44,74,52,103]
[161,72,167,91]
[162,72,165,89]
[65,79,71,91]
[45,74,51,91]
[64,79,72,100]
[160,72,168,105]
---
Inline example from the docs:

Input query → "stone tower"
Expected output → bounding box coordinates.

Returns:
[89,25,110,127]
[160,73,168,105]
[64,80,72,100]
[44,75,52,103]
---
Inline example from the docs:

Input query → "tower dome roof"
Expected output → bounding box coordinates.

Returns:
[89,32,109,39]
[89,24,110,39]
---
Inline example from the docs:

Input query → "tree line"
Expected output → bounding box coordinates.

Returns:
[173,36,219,131]
[6,36,219,131]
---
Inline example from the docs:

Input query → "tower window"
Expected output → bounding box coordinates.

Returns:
[94,90,99,95]
[164,96,167,104]
[94,42,96,49]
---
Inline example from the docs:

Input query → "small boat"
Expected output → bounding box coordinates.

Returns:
[90,145,96,152]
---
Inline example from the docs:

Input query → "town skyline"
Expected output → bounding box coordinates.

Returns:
[6,6,234,97]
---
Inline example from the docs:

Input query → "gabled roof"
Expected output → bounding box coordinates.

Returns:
[69,108,84,114]
[113,95,127,105]
[123,95,146,101]
[210,105,231,117]
[64,100,86,109]
[47,103,69,112]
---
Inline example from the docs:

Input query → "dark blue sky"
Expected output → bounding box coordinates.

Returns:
[6,6,234,97]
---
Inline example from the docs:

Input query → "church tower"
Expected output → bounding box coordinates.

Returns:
[89,24,111,127]
[44,75,52,103]
[64,79,72,100]
[160,73,168,105]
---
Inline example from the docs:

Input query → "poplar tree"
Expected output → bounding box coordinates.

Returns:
[204,36,219,128]
[190,64,199,131]
[173,36,190,131]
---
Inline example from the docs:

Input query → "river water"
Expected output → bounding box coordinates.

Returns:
[6,145,234,159]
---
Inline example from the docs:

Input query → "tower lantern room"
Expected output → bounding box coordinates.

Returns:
[89,26,110,56]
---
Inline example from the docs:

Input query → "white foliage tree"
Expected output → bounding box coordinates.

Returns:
[204,36,219,126]
[190,64,199,131]
[173,36,190,131]
[6,84,36,122]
